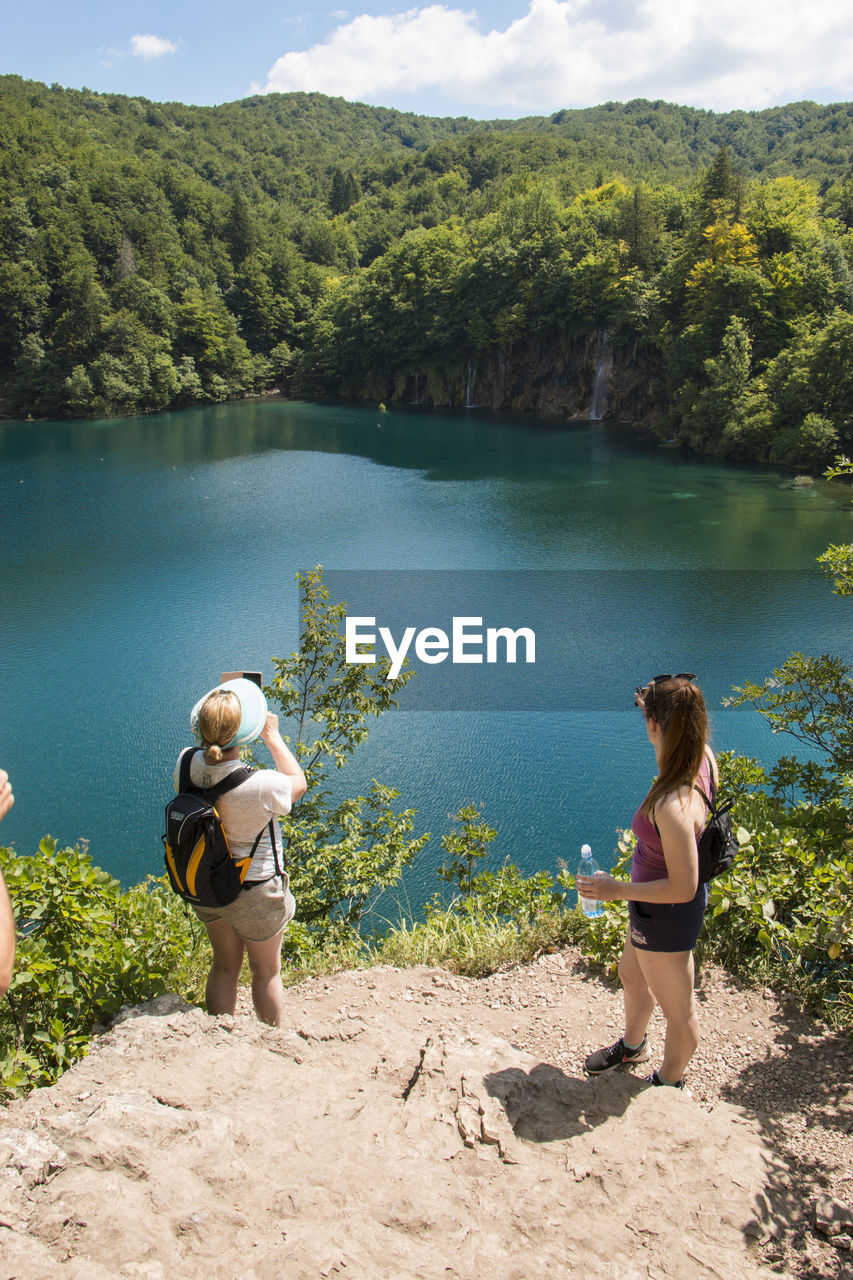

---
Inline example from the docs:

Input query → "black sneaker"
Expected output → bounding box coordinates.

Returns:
[584,1034,651,1075]
[644,1070,691,1095]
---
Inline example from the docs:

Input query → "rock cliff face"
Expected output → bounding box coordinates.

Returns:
[396,334,665,424]
[0,961,777,1280]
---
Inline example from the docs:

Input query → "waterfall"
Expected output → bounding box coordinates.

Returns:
[465,362,477,409]
[589,330,611,421]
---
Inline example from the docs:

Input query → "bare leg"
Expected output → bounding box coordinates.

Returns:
[619,935,657,1046]
[204,920,245,1016]
[634,948,699,1081]
[245,931,286,1027]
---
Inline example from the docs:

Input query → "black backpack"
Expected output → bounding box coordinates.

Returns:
[162,748,279,908]
[693,767,738,884]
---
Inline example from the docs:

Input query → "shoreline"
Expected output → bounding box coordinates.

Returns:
[0,391,832,478]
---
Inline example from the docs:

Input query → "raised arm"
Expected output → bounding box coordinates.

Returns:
[260,714,307,804]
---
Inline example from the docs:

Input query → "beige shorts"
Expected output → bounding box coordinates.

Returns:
[193,873,296,943]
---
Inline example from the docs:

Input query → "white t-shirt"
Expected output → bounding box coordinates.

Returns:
[174,748,293,881]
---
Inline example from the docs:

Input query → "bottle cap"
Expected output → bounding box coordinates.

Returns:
[581,843,592,855]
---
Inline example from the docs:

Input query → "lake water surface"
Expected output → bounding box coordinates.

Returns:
[1,399,851,907]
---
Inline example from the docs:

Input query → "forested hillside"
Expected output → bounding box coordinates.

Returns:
[2,74,853,467]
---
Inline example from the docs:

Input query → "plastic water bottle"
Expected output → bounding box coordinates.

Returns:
[578,844,604,918]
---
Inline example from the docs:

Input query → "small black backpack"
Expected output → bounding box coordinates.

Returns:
[693,768,738,884]
[162,748,276,908]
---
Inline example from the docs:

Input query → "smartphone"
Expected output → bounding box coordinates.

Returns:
[221,671,263,688]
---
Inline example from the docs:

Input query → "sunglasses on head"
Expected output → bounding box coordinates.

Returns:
[634,673,697,709]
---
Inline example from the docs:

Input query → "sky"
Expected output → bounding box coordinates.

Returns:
[3,0,853,119]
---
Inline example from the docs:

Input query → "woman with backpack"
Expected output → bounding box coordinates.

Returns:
[577,673,717,1091]
[174,684,306,1027]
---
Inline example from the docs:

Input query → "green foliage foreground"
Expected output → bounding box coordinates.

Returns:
[0,840,206,1092]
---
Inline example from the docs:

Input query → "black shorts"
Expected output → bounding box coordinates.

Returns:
[628,882,708,953]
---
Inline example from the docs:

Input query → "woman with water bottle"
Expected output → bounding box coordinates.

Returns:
[576,673,717,1091]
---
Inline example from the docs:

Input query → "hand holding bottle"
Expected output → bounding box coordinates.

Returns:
[577,844,607,918]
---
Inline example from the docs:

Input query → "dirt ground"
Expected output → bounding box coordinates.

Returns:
[0,948,851,1280]
[468,947,853,1278]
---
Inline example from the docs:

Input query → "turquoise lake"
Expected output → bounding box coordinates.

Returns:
[1,398,851,908]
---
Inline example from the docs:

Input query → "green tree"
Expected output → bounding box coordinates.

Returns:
[429,802,563,922]
[818,455,853,594]
[64,364,95,416]
[12,334,61,416]
[770,411,839,470]
[329,167,361,215]
[111,275,174,338]
[757,311,853,464]
[747,177,819,257]
[727,653,853,791]
[437,804,498,899]
[115,234,137,282]
[698,147,746,220]
[617,183,664,271]
[0,261,48,363]
[224,189,257,265]
[173,284,258,392]
[230,253,292,351]
[264,568,429,935]
[685,314,753,448]
[51,252,110,364]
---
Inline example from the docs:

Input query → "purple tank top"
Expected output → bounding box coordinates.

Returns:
[630,753,713,883]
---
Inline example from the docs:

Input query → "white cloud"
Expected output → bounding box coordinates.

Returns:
[130,33,178,61]
[256,0,853,113]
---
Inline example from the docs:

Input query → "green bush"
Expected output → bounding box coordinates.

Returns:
[0,839,205,1094]
[426,801,567,927]
[563,828,632,976]
[699,786,852,1024]
[374,906,578,978]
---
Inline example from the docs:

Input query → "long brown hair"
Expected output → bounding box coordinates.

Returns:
[639,676,708,818]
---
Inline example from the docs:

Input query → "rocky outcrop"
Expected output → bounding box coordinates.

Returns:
[396,333,665,424]
[0,965,778,1280]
